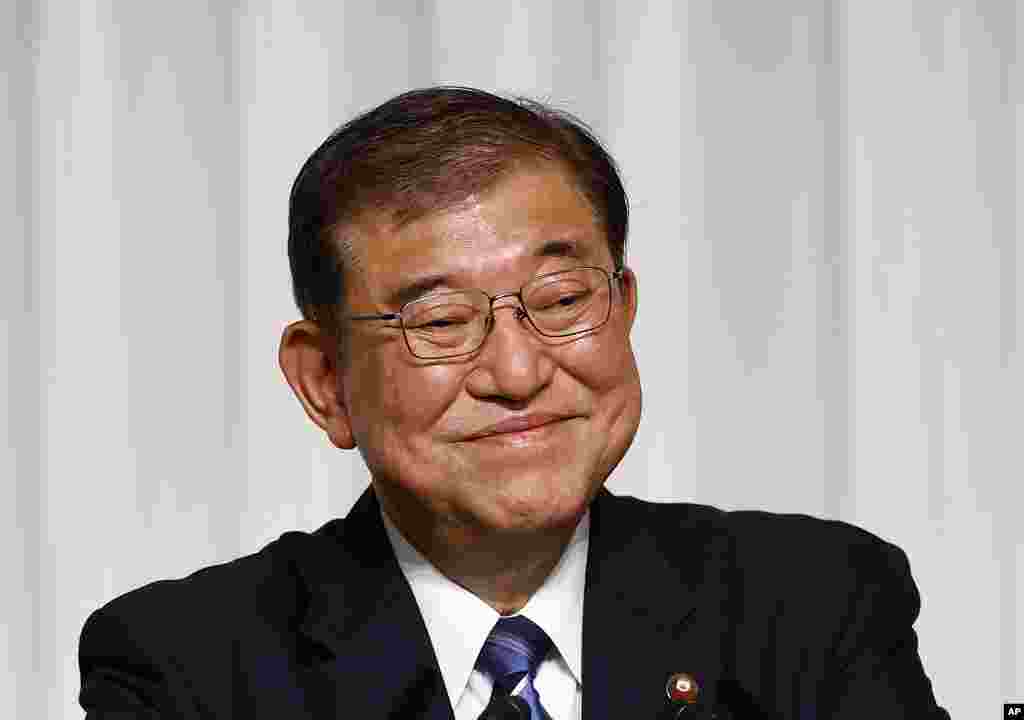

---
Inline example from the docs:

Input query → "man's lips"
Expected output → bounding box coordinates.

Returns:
[463,413,576,440]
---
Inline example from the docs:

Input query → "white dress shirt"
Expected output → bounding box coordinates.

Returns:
[380,507,588,720]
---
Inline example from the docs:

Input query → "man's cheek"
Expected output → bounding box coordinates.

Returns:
[374,355,415,416]
[574,346,632,389]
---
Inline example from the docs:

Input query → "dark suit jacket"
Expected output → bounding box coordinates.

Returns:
[79,488,949,719]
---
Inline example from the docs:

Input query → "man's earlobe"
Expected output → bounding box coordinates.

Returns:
[279,321,356,450]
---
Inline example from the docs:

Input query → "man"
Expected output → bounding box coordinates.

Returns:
[79,87,949,719]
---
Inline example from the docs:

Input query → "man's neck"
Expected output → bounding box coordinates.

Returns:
[378,493,577,615]
[432,528,575,615]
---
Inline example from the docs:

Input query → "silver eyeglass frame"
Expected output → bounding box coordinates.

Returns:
[345,265,626,359]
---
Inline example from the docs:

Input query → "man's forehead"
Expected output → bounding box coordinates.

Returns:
[344,170,606,292]
[349,227,602,308]
[365,219,599,267]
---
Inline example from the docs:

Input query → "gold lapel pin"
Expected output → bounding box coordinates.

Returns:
[665,672,700,704]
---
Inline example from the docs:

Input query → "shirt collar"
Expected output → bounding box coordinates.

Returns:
[380,506,589,711]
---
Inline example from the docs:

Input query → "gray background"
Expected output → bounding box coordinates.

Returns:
[4,1,1021,717]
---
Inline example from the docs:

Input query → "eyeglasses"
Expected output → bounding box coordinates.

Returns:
[347,266,625,359]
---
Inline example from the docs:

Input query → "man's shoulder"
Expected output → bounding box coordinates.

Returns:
[721,504,912,588]
[612,490,897,544]
[80,517,347,656]
[78,514,387,714]
[605,492,912,590]
[606,493,921,662]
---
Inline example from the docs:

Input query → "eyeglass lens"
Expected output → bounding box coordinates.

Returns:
[400,267,612,359]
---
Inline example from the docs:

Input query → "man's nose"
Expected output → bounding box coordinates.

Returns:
[465,301,554,401]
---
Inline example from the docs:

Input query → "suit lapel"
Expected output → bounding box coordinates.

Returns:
[292,487,453,720]
[283,486,735,720]
[583,489,734,720]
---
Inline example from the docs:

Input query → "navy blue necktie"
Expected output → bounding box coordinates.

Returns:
[476,615,553,719]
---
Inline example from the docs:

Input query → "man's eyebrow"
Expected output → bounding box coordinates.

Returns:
[536,238,584,259]
[388,238,589,307]
[389,274,453,308]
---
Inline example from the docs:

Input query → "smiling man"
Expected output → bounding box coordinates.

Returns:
[79,87,948,720]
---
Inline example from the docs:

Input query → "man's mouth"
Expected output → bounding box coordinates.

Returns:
[464,413,575,440]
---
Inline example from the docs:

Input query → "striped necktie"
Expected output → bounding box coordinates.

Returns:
[476,615,553,719]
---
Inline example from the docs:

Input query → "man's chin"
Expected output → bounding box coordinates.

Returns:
[474,483,592,533]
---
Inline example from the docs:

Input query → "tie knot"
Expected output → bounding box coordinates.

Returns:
[477,616,553,692]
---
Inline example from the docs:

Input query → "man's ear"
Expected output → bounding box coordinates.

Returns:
[620,266,638,333]
[278,320,356,449]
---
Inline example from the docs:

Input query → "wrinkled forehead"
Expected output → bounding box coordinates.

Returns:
[338,166,610,300]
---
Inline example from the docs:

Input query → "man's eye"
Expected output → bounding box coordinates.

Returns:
[408,316,469,330]
[536,291,588,310]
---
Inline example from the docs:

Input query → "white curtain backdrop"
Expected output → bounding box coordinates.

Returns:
[3,1,1020,717]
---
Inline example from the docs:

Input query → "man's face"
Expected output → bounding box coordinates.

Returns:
[336,164,641,541]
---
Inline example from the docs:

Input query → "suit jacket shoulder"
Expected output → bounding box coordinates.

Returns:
[81,491,453,720]
[79,521,343,717]
[594,494,947,719]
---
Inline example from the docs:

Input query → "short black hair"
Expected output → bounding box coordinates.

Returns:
[287,86,629,355]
